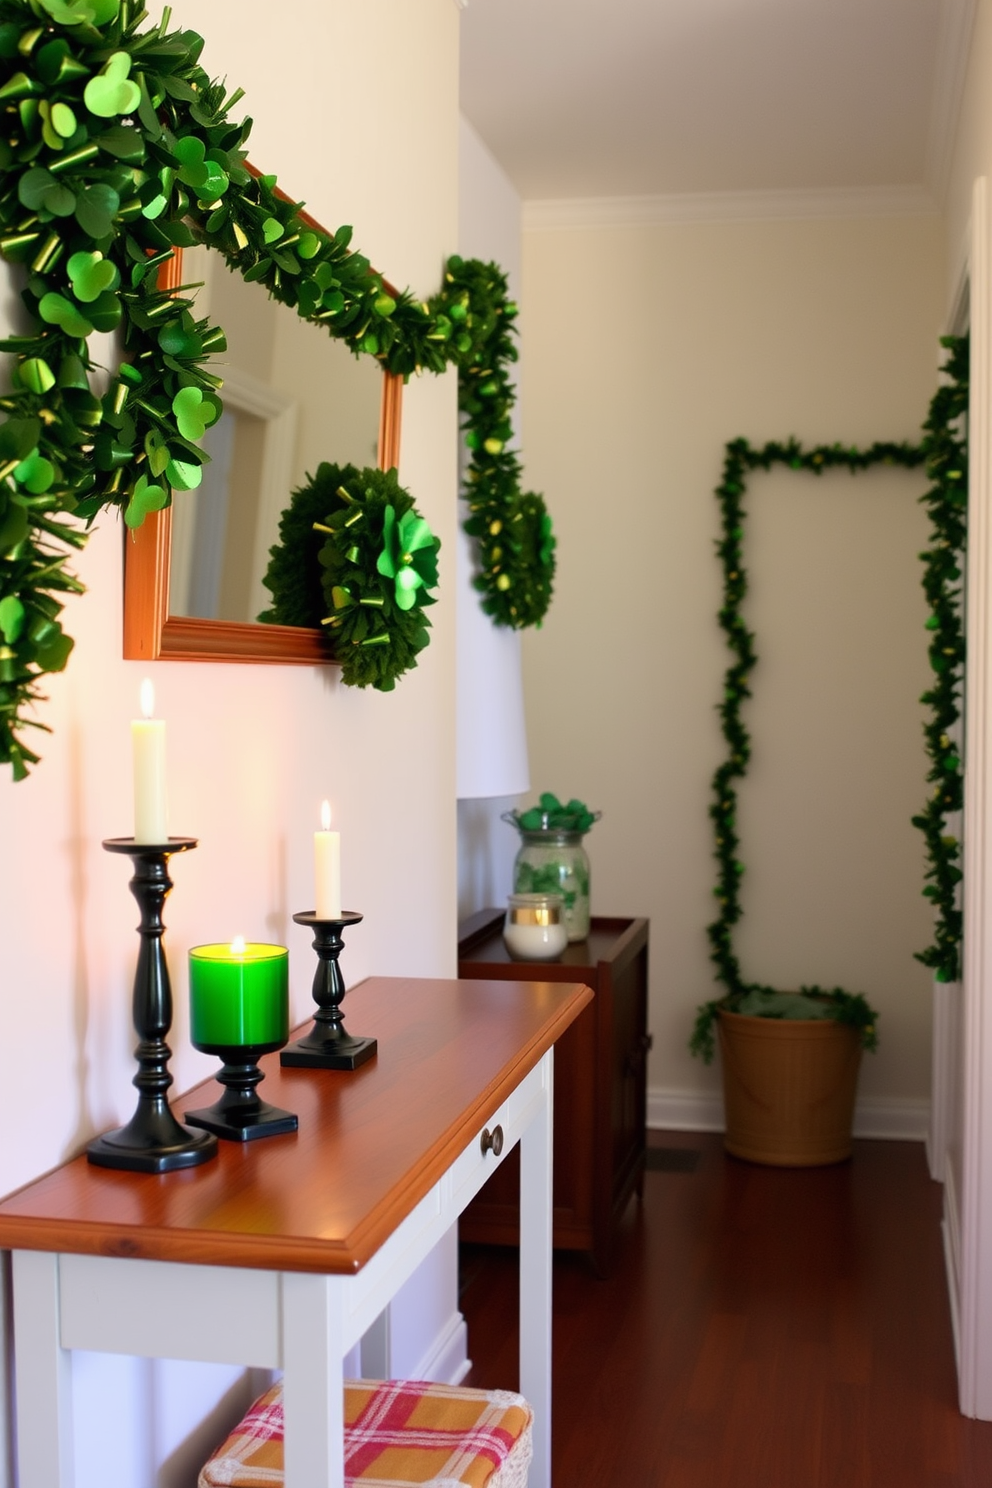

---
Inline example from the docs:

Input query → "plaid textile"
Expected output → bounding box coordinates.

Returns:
[199,1378,533,1488]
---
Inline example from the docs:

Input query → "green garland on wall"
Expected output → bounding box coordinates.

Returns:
[430,256,555,629]
[691,436,927,1063]
[0,0,553,778]
[913,334,968,983]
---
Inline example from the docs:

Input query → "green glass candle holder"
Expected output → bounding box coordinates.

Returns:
[184,942,298,1141]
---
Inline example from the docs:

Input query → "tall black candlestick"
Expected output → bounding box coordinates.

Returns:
[88,839,217,1172]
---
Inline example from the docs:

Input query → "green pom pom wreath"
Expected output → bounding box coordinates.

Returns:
[317,467,439,691]
[259,462,365,630]
[261,462,440,692]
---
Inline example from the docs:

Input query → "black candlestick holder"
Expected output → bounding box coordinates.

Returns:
[280,911,376,1070]
[185,1042,298,1141]
[88,839,217,1173]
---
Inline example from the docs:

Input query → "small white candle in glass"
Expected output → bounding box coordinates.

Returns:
[503,893,567,961]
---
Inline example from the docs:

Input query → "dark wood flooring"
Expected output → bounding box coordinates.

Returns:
[459,1131,992,1487]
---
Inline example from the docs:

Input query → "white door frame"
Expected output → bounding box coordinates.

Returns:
[958,173,992,1418]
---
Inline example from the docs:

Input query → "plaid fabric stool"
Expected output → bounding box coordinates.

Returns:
[198,1377,534,1488]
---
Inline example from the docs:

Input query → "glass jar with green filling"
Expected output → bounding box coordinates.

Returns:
[503,795,601,942]
[506,828,592,941]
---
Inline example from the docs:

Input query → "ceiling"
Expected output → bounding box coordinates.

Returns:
[459,0,975,205]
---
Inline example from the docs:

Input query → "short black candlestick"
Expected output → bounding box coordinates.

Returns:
[280,911,376,1070]
[88,839,217,1173]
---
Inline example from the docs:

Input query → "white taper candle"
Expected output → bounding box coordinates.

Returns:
[314,799,342,919]
[132,678,168,844]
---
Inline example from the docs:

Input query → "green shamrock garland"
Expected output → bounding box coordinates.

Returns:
[0,0,553,777]
[430,256,556,630]
[260,462,439,692]
[691,436,927,1063]
[912,334,968,983]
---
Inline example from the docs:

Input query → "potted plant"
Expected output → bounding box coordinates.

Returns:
[691,987,879,1166]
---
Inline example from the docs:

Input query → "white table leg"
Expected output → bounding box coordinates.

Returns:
[519,1048,554,1488]
[12,1250,75,1488]
[282,1271,347,1488]
[359,1306,391,1379]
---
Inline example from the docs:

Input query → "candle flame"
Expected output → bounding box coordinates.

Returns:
[321,799,331,831]
[140,677,155,720]
[230,935,246,955]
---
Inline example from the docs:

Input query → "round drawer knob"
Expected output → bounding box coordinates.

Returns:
[481,1124,504,1158]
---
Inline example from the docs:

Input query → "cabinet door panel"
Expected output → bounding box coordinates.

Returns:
[610,954,649,1205]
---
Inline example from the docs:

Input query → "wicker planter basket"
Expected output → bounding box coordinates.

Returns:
[718,1008,862,1166]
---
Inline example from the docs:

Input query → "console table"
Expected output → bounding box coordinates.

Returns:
[458,913,650,1275]
[0,975,591,1488]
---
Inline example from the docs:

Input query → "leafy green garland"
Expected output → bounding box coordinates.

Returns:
[912,334,968,983]
[259,462,439,692]
[430,256,556,629]
[0,0,552,777]
[691,436,927,1063]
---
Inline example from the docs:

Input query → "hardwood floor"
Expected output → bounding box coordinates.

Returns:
[459,1131,992,1487]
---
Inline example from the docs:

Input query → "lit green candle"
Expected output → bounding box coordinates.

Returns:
[189,940,289,1051]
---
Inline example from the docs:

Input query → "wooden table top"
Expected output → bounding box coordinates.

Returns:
[0,977,591,1275]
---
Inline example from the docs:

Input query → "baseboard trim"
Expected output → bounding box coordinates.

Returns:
[411,1309,470,1386]
[944,1219,962,1374]
[852,1097,931,1141]
[944,1160,963,1373]
[647,1087,930,1141]
[647,1088,725,1133]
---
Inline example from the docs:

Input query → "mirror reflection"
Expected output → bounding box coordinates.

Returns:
[169,244,383,625]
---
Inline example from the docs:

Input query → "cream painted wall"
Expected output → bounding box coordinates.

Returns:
[520,212,945,1115]
[0,0,461,1482]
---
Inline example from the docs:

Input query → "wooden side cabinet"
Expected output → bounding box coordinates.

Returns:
[457,911,650,1276]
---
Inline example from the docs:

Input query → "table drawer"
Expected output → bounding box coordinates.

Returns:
[449,1058,548,1211]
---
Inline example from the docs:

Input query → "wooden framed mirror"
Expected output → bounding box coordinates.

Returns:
[123,234,403,665]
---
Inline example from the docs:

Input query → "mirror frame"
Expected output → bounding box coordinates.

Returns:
[123,238,403,665]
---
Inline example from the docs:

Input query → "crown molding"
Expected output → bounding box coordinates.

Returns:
[523,183,940,231]
[925,0,976,206]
